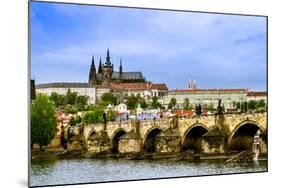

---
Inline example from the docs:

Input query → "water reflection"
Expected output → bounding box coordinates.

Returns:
[31,158,267,187]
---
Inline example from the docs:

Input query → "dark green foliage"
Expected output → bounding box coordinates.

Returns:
[139,98,148,109]
[83,106,104,124]
[50,92,65,107]
[77,95,88,106]
[101,93,117,106]
[106,110,118,122]
[126,95,138,109]
[69,116,82,126]
[257,99,266,108]
[151,96,162,109]
[183,98,191,110]
[168,98,177,109]
[31,94,58,151]
[66,89,78,105]
[248,100,257,110]
[50,90,88,111]
[236,102,241,110]
[64,105,78,114]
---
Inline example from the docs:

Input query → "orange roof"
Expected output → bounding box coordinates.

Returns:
[170,89,248,93]
[111,83,168,91]
[151,83,168,90]
[173,110,195,117]
[247,91,267,97]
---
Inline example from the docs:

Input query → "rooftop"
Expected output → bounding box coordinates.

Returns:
[111,83,168,91]
[247,91,267,97]
[36,82,94,89]
[170,88,249,93]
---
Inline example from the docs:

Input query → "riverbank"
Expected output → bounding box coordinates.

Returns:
[31,149,267,162]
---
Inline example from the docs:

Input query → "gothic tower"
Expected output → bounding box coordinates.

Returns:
[101,48,114,86]
[88,56,96,85]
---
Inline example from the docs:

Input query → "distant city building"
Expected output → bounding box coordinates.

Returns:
[163,88,249,110]
[111,82,168,103]
[36,82,96,104]
[88,49,145,86]
[247,91,267,103]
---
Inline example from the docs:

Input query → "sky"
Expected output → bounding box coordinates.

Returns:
[30,1,267,91]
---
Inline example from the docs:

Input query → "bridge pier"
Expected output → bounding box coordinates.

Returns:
[155,127,181,154]
[87,130,110,154]
[202,127,228,154]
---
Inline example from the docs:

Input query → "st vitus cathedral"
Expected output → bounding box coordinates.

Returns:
[88,49,146,86]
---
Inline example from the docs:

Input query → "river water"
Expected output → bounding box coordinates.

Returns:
[30,158,267,187]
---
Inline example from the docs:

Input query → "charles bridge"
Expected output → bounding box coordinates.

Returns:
[67,112,267,156]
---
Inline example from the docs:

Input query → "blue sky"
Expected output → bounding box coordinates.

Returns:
[30,2,267,91]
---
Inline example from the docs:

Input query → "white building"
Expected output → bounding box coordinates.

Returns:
[111,82,168,103]
[115,103,128,114]
[163,89,249,110]
[36,82,96,104]
[247,91,267,103]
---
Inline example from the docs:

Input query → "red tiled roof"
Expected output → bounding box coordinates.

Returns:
[170,89,248,93]
[111,83,168,91]
[150,83,168,90]
[173,110,195,117]
[247,91,267,97]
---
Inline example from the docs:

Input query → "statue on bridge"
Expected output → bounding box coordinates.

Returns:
[195,105,202,116]
[102,112,107,130]
[217,99,223,115]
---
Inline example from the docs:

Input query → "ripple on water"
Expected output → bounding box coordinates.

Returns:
[31,159,267,187]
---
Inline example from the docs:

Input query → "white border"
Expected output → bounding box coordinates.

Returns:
[1,0,280,188]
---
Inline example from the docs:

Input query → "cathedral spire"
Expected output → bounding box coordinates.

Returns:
[91,55,96,70]
[119,57,123,73]
[89,55,96,84]
[98,57,102,73]
[106,48,111,65]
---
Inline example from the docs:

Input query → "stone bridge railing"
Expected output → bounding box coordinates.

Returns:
[67,112,267,155]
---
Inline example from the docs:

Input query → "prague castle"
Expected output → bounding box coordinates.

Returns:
[89,49,145,86]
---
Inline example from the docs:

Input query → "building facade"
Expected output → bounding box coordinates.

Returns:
[163,89,249,110]
[36,83,96,104]
[247,91,267,103]
[111,82,168,103]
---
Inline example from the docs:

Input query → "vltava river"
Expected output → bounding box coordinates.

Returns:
[31,158,267,187]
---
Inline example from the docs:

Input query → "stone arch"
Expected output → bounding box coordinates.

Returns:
[227,120,264,151]
[181,123,209,152]
[86,127,97,141]
[143,127,162,153]
[111,128,127,153]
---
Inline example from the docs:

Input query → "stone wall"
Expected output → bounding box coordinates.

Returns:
[119,139,142,154]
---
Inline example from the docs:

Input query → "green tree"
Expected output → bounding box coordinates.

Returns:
[139,98,148,109]
[83,106,104,124]
[101,93,117,106]
[126,95,138,109]
[248,100,257,110]
[31,94,58,151]
[151,96,161,109]
[168,102,173,110]
[69,116,82,126]
[170,98,177,109]
[65,89,78,105]
[236,102,241,110]
[183,98,190,110]
[257,99,266,109]
[106,110,118,122]
[77,95,88,106]
[50,92,65,107]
